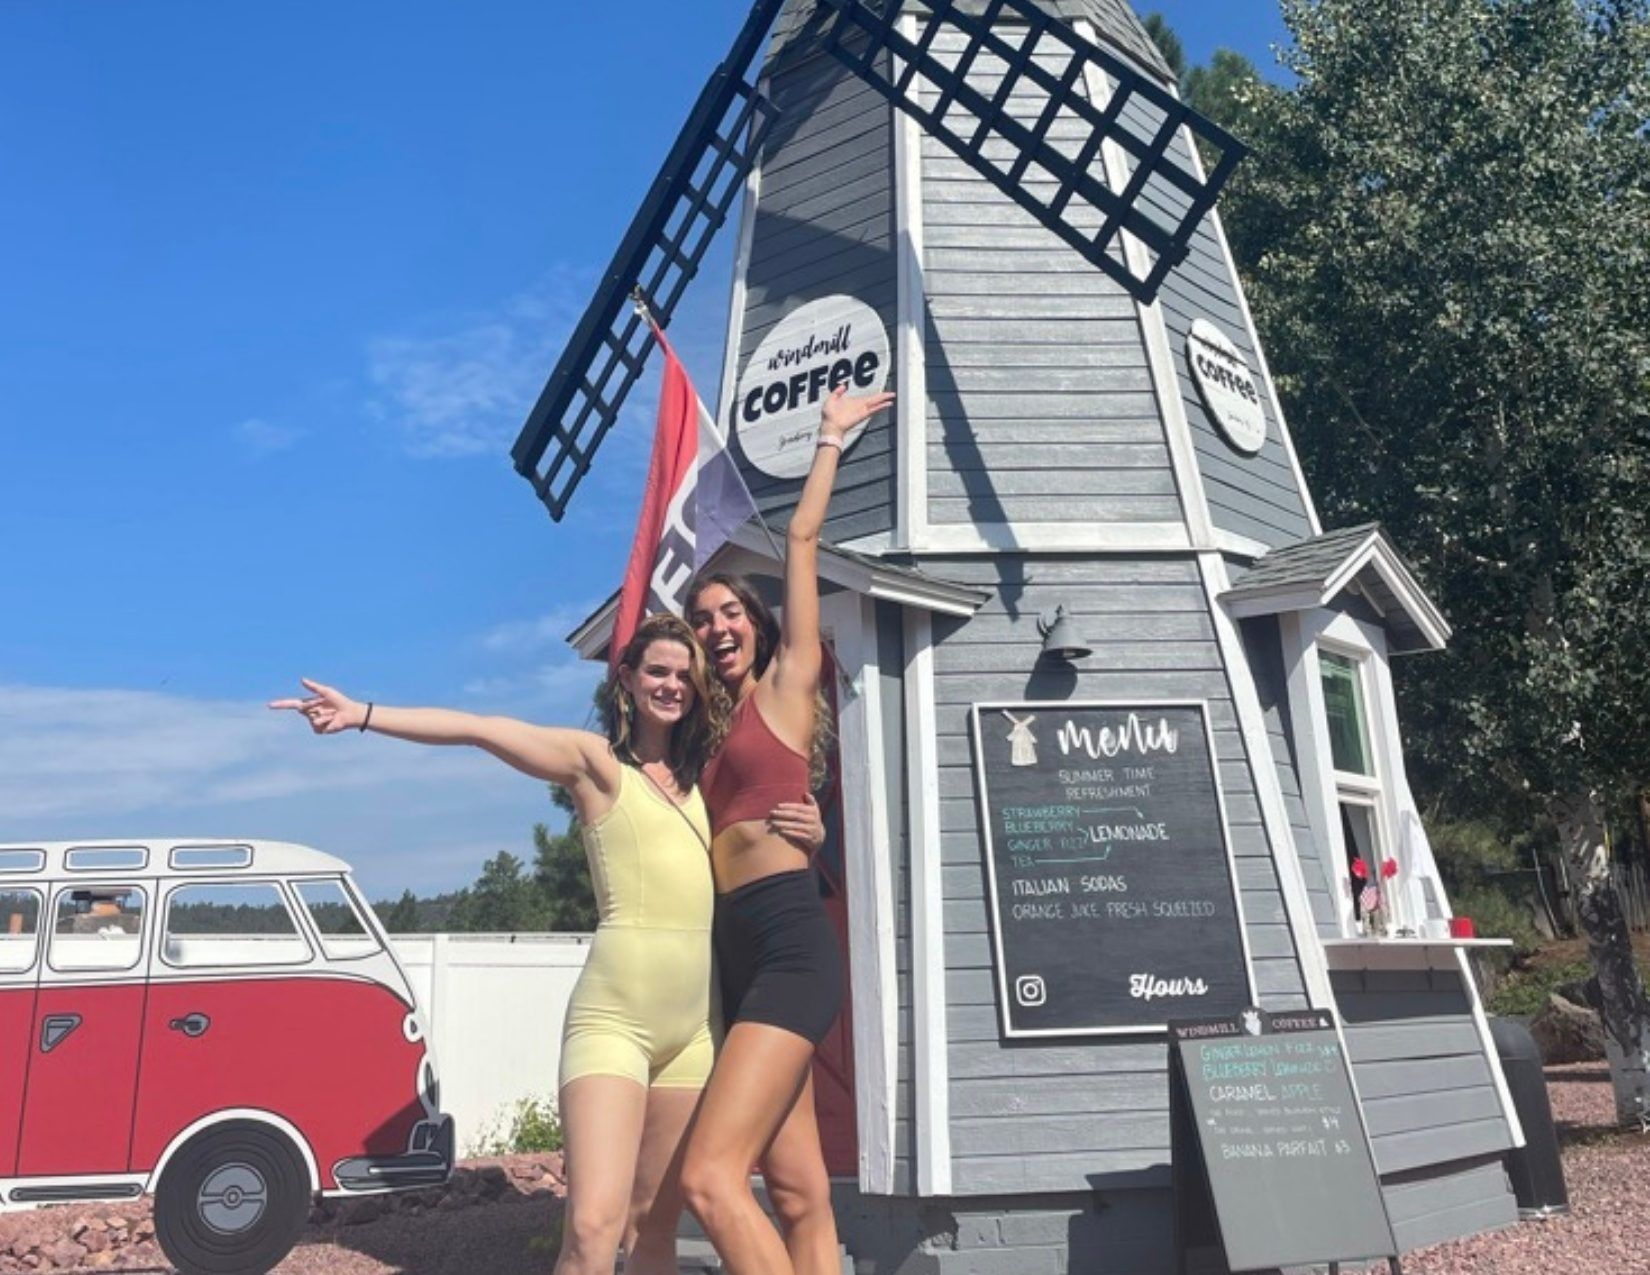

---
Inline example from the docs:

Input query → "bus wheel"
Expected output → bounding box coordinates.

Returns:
[154,1122,311,1275]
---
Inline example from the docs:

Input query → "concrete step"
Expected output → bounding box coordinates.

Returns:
[674,1236,722,1270]
[664,1179,851,1272]
[638,1235,851,1274]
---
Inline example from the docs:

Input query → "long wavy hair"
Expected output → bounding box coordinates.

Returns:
[686,571,834,792]
[604,613,724,790]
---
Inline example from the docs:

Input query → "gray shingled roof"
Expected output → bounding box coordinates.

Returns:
[1221,524,1451,655]
[768,0,1175,85]
[1228,523,1385,595]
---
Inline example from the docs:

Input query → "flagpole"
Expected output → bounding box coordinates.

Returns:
[631,288,787,565]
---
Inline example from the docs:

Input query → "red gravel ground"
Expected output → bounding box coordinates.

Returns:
[9,1069,1650,1273]
[1406,1063,1650,1275]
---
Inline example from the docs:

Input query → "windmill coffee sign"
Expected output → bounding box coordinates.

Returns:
[1187,319,1267,456]
[971,702,1254,1037]
[733,294,890,478]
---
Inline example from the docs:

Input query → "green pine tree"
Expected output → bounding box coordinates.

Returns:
[378,889,421,934]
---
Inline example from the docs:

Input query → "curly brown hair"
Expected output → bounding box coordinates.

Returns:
[603,614,727,790]
[685,571,834,792]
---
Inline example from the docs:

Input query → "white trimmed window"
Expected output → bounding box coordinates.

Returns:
[163,882,312,968]
[1318,646,1396,931]
[1283,609,1419,936]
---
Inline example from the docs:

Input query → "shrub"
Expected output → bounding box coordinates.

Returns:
[475,1096,564,1156]
[1489,960,1593,1018]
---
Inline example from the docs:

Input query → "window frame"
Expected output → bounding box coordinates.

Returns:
[291,876,385,963]
[1282,608,1416,936]
[45,883,150,975]
[159,878,316,972]
[0,887,44,977]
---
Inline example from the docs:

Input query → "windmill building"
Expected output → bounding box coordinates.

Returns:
[521,1,1527,1269]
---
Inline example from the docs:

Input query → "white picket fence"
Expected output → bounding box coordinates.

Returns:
[391,934,592,1157]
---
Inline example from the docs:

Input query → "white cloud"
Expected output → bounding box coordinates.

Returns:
[0,683,565,895]
[359,264,691,522]
[235,417,305,456]
[367,268,595,460]
[0,684,507,823]
[478,599,604,655]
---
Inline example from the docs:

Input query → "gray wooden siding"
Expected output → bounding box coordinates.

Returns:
[729,44,899,545]
[835,1185,1180,1275]
[920,32,1180,531]
[1332,967,1517,1213]
[1110,92,1317,549]
[1238,615,1339,936]
[924,554,1310,1195]
[1382,1156,1518,1252]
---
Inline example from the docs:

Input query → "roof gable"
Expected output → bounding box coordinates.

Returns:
[565,526,988,661]
[1221,525,1452,654]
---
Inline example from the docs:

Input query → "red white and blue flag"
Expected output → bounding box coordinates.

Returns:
[609,325,762,669]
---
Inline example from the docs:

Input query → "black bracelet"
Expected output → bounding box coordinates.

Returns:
[359,702,374,733]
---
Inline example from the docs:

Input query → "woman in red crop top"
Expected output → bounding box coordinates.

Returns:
[679,382,894,1275]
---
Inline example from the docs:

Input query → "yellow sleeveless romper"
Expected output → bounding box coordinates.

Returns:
[558,765,717,1089]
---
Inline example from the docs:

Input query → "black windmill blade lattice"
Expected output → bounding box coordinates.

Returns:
[813,0,1245,303]
[513,0,1246,524]
[511,1,786,523]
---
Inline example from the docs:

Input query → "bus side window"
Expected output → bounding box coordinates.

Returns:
[50,888,146,972]
[0,890,41,974]
[163,883,313,968]
[293,880,382,961]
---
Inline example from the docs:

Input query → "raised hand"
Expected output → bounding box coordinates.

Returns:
[268,678,365,735]
[820,384,896,444]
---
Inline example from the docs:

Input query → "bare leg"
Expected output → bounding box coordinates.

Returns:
[623,1085,702,1275]
[553,1075,647,1275]
[680,1022,816,1275]
[759,1071,839,1275]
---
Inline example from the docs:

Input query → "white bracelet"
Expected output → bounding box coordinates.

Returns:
[817,435,845,452]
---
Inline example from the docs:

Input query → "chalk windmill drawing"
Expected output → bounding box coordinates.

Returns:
[511,0,1244,521]
[1002,711,1037,766]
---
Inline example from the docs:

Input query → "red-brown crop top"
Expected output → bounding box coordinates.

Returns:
[700,693,811,839]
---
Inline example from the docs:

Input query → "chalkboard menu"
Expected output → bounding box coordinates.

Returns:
[971,701,1253,1036]
[1169,1009,1396,1273]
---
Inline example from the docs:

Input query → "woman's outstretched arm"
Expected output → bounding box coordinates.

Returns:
[771,385,894,700]
[270,678,609,794]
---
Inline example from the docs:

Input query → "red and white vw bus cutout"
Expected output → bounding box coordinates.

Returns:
[0,840,452,1275]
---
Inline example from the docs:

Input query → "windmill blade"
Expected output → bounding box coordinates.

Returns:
[512,0,786,522]
[812,0,1245,303]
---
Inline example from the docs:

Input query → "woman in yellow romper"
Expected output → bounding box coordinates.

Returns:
[271,613,821,1275]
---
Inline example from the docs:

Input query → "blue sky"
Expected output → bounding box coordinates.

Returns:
[0,0,1290,900]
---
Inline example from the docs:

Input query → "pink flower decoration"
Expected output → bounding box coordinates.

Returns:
[1350,858,1369,881]
[1381,858,1399,880]
[1360,886,1381,914]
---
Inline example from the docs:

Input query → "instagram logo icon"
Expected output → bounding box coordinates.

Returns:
[1015,975,1047,1007]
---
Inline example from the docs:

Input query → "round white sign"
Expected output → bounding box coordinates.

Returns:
[1187,319,1267,457]
[734,295,890,479]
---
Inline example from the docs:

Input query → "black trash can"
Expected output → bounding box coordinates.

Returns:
[1489,1016,1570,1217]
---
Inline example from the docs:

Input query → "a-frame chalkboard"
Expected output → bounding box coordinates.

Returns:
[1169,1010,1399,1274]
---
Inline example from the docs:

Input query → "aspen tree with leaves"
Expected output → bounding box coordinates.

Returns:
[1196,0,1650,1120]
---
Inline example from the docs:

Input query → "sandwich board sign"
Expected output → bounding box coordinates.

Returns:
[1169,1009,1398,1273]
